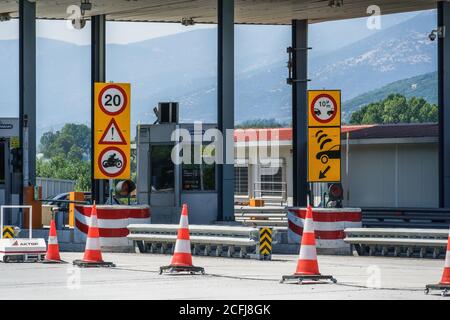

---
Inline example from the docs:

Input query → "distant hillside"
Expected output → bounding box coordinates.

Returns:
[343,71,437,122]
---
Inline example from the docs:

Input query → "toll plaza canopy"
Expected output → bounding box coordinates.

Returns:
[0,0,437,24]
[3,0,448,219]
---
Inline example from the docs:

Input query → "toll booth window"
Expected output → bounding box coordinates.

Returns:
[182,146,215,191]
[151,145,175,192]
[0,143,4,185]
[234,166,249,196]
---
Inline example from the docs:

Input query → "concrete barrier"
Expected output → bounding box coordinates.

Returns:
[75,205,151,251]
[287,207,362,254]
[127,224,264,259]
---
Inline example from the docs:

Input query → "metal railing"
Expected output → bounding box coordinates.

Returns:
[127,224,264,259]
[361,207,450,229]
[252,181,287,205]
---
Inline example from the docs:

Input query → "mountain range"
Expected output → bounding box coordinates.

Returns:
[0,10,438,140]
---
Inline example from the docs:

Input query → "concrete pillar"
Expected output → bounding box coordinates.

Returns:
[19,0,36,194]
[91,15,106,204]
[438,2,450,207]
[291,20,308,207]
[217,0,235,221]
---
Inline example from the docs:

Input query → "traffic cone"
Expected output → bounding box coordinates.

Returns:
[73,203,115,268]
[43,219,65,264]
[295,205,320,275]
[425,228,450,296]
[440,228,450,285]
[281,206,336,284]
[160,204,205,275]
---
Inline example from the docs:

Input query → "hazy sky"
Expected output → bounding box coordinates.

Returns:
[0,10,421,48]
[0,19,214,45]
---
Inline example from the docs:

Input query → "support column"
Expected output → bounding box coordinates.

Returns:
[291,20,308,207]
[439,2,450,207]
[91,15,106,204]
[217,0,235,221]
[19,0,36,196]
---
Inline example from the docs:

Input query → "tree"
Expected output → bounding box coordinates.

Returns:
[39,123,91,160]
[37,123,92,191]
[350,94,438,125]
[236,118,288,128]
[37,156,91,191]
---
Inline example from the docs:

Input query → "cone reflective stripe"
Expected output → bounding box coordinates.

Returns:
[295,206,320,276]
[440,230,450,285]
[44,219,62,262]
[82,204,104,263]
[170,204,193,267]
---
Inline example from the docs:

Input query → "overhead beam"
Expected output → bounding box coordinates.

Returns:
[217,0,235,221]
[292,19,308,207]
[91,15,107,204]
[19,0,36,193]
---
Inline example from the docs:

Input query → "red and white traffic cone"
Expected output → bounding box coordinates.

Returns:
[73,203,115,268]
[281,206,336,284]
[441,229,450,285]
[43,219,65,263]
[426,228,450,296]
[294,205,320,276]
[160,204,205,274]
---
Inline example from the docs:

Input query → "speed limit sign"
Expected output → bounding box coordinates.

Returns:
[94,83,131,180]
[98,84,128,116]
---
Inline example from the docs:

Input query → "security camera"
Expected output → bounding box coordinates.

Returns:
[72,18,86,30]
[181,17,196,26]
[429,32,437,42]
[429,26,445,41]
[0,13,11,22]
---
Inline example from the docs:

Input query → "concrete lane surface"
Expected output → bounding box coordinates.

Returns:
[0,253,447,300]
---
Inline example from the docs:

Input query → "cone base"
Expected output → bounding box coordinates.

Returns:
[73,259,116,268]
[42,259,68,264]
[280,274,337,284]
[159,264,205,275]
[425,283,450,296]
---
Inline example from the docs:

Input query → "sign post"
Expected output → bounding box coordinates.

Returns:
[94,83,131,196]
[307,90,341,183]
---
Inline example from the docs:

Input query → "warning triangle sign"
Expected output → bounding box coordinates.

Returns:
[99,118,127,145]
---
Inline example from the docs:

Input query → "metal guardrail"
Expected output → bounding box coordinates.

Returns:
[361,207,450,229]
[234,206,288,227]
[344,227,449,259]
[127,224,268,259]
[252,181,287,205]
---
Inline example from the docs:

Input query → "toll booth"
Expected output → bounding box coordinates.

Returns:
[0,118,21,225]
[137,122,219,224]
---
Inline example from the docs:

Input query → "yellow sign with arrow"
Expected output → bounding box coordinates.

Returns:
[307,90,341,183]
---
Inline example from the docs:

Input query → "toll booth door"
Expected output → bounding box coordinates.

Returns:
[0,140,7,207]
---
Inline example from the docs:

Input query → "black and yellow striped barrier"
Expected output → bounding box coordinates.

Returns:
[259,228,273,259]
[2,226,15,239]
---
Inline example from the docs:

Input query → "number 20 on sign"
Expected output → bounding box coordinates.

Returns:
[94,83,131,180]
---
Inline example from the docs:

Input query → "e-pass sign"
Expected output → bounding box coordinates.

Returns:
[94,83,131,180]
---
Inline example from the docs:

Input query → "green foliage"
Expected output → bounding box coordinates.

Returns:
[343,72,438,122]
[37,123,92,191]
[37,156,91,191]
[349,94,438,125]
[236,118,289,129]
[39,123,91,160]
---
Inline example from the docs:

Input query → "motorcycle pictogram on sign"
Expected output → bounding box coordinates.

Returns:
[98,147,127,178]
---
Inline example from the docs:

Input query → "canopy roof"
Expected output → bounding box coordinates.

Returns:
[0,0,437,24]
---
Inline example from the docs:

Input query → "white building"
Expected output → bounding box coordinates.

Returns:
[234,123,439,208]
